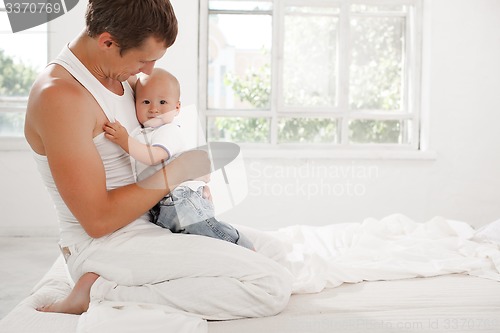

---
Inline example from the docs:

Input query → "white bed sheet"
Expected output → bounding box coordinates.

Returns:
[1,256,499,333]
[211,274,500,333]
[2,214,500,332]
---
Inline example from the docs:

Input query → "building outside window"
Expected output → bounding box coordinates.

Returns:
[199,0,423,152]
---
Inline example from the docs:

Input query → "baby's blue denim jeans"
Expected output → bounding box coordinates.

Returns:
[150,186,254,250]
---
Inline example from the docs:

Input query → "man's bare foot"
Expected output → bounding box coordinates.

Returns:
[36,272,99,315]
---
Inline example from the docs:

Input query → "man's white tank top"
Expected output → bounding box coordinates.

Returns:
[32,45,143,247]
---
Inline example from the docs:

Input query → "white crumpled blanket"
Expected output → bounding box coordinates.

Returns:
[76,214,500,332]
[256,214,500,293]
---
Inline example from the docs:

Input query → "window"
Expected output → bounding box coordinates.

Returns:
[0,3,47,138]
[199,0,423,152]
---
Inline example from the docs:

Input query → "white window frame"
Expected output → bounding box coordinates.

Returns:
[199,0,433,159]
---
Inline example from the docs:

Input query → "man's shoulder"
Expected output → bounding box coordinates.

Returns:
[31,64,97,109]
[27,64,101,135]
[32,66,71,98]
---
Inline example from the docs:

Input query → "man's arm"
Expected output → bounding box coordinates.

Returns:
[103,121,169,165]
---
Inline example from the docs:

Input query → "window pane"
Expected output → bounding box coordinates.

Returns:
[348,119,410,144]
[0,18,47,71]
[202,1,421,148]
[278,118,338,144]
[209,1,272,11]
[351,4,407,13]
[207,117,270,143]
[283,6,339,108]
[0,48,40,97]
[349,15,405,111]
[208,13,272,110]
[1,12,11,30]
[1,14,47,137]
[0,112,25,137]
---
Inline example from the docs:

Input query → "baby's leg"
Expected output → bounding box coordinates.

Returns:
[184,218,254,250]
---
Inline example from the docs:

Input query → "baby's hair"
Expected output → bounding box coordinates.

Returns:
[138,68,180,100]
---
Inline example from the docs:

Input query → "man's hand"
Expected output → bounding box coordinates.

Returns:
[167,149,212,188]
[202,185,213,202]
[103,121,129,152]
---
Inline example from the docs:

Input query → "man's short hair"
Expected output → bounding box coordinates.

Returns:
[85,0,178,54]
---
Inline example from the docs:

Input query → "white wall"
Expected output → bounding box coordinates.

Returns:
[1,0,499,236]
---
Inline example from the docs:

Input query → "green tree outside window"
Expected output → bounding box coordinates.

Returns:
[0,49,38,136]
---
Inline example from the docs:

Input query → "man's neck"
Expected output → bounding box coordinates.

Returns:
[68,32,124,95]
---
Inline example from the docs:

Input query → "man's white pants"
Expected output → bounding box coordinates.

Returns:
[66,219,293,320]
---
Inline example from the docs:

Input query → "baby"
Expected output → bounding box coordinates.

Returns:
[104,68,254,250]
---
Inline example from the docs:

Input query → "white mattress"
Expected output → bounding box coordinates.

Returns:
[2,215,500,332]
[1,259,500,332]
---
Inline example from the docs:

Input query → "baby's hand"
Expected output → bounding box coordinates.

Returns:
[103,121,129,151]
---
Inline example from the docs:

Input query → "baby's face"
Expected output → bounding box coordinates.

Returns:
[135,78,180,126]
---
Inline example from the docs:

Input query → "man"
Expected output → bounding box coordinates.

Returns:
[25,0,291,319]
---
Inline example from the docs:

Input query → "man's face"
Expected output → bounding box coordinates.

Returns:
[111,37,167,82]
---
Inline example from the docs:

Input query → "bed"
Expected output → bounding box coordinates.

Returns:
[1,214,500,333]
